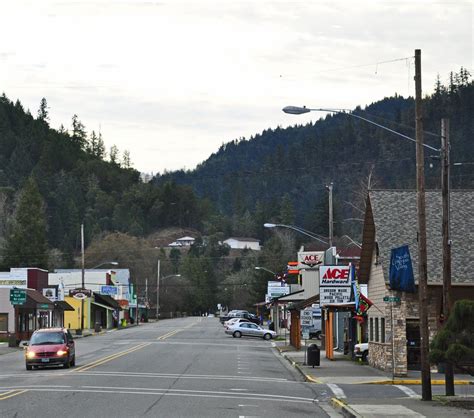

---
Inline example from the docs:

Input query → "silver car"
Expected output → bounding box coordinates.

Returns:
[225,322,276,340]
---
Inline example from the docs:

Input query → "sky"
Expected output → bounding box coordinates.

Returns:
[1,0,472,174]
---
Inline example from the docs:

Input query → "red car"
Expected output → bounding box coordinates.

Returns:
[24,328,76,370]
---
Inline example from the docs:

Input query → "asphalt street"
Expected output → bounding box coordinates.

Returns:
[0,317,338,418]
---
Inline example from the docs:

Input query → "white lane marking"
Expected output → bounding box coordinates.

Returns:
[230,389,249,392]
[238,404,258,407]
[327,383,346,399]
[394,385,420,398]
[0,372,292,384]
[11,387,315,404]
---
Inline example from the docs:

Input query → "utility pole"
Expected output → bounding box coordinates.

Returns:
[80,223,85,333]
[156,259,161,320]
[414,48,432,401]
[441,118,454,395]
[327,182,333,248]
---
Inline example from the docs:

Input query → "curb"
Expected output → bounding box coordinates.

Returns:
[276,346,322,384]
[360,379,473,385]
[330,398,361,418]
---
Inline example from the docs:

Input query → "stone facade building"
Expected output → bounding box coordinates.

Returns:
[358,190,474,376]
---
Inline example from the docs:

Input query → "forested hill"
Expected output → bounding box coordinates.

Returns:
[154,69,474,240]
[0,95,210,268]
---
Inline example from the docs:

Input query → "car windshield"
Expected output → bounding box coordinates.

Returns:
[30,332,65,346]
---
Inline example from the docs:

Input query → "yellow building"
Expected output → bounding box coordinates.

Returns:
[63,296,91,330]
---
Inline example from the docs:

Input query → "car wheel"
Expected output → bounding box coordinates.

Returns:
[233,331,242,338]
[63,358,71,369]
[263,333,272,340]
[315,331,321,340]
[362,351,368,362]
[71,356,76,367]
[26,364,32,371]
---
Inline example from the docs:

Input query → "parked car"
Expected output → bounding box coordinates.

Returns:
[225,322,276,340]
[224,318,250,328]
[24,328,76,370]
[354,342,368,361]
[220,311,259,325]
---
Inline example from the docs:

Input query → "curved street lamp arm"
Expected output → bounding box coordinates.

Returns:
[255,266,277,276]
[270,223,329,244]
[284,106,440,152]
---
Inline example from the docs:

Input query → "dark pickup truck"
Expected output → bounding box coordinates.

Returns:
[220,312,260,325]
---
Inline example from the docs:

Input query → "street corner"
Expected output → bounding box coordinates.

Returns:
[330,398,361,418]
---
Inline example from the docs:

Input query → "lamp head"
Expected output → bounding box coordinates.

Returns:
[282,106,311,115]
[264,223,276,228]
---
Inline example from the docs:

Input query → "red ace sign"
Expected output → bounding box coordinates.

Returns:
[319,266,351,286]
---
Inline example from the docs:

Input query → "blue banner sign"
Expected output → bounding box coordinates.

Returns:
[389,245,415,293]
[100,285,118,296]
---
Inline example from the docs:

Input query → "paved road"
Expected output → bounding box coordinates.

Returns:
[0,317,338,417]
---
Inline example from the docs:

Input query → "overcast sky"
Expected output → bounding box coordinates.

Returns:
[1,0,472,174]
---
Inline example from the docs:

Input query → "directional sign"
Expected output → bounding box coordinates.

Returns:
[10,288,27,305]
[383,296,401,303]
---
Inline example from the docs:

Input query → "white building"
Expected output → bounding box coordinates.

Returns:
[168,236,195,247]
[223,237,261,251]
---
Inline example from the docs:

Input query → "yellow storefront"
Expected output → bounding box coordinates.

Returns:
[63,296,91,331]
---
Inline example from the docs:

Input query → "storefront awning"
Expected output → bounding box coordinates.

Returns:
[91,301,115,311]
[93,292,121,309]
[54,300,75,311]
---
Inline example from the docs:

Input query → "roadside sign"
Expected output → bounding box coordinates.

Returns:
[383,296,401,303]
[100,285,118,296]
[37,304,50,309]
[302,329,310,340]
[69,288,92,299]
[10,288,27,305]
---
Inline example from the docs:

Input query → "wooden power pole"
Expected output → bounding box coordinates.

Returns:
[414,48,432,401]
[441,118,454,395]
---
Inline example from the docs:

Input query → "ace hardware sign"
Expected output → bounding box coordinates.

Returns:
[319,266,351,306]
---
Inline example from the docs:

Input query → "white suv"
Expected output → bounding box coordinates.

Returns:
[354,342,368,361]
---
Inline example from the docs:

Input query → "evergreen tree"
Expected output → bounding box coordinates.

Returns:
[37,98,49,124]
[279,193,295,225]
[110,145,119,164]
[71,114,87,149]
[122,150,132,168]
[2,177,49,268]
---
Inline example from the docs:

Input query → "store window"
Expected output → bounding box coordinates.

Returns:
[381,318,385,343]
[375,318,379,342]
[369,318,373,341]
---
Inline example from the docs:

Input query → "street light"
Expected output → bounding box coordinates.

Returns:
[264,223,329,245]
[156,273,181,320]
[254,266,277,276]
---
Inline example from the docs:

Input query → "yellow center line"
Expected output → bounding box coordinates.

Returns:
[74,342,151,373]
[156,321,201,340]
[0,389,28,401]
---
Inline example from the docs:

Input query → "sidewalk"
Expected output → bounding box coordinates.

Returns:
[275,340,474,385]
[274,340,474,417]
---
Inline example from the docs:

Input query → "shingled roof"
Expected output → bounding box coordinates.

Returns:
[359,190,474,285]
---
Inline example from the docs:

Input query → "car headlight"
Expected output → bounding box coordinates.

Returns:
[26,351,36,359]
[56,350,68,356]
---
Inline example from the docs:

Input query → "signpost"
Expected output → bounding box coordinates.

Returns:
[10,288,26,305]
[384,295,401,379]
[100,285,118,296]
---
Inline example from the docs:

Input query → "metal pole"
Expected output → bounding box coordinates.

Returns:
[327,183,333,248]
[391,302,395,381]
[156,259,160,320]
[415,48,432,401]
[80,223,85,332]
[441,118,454,395]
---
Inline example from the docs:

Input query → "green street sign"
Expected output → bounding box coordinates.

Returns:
[10,288,27,305]
[38,304,50,309]
[383,296,401,303]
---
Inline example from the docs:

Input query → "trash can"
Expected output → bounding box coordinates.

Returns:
[94,322,102,333]
[307,344,320,367]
